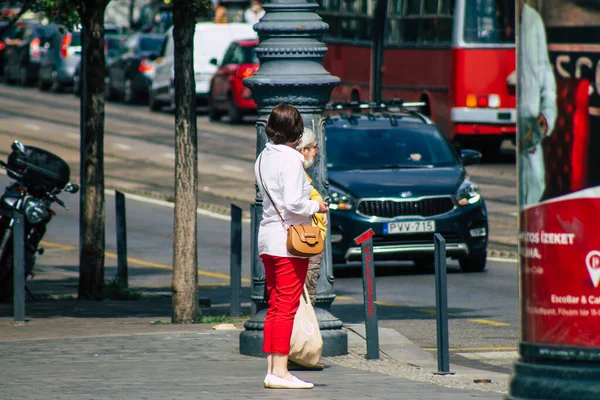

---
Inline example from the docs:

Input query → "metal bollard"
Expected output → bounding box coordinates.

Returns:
[115,191,128,288]
[13,210,25,324]
[354,228,379,360]
[434,233,451,374]
[229,204,242,317]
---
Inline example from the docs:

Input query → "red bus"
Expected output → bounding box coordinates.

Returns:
[318,0,516,155]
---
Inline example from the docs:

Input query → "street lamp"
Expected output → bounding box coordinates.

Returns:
[239,0,348,357]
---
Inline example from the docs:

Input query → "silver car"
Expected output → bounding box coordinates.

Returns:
[38,27,81,92]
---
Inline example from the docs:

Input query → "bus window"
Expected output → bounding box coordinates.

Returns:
[464,0,515,44]
[405,0,421,15]
[423,0,438,14]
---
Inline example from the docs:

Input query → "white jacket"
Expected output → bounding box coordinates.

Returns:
[518,4,557,135]
[255,142,319,257]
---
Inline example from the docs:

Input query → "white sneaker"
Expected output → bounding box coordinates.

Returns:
[264,374,314,389]
[264,374,275,388]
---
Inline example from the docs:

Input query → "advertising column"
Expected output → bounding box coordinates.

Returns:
[509,1,600,398]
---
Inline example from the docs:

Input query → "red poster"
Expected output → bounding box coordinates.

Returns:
[521,189,600,346]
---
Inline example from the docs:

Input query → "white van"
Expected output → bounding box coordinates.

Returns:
[149,22,257,111]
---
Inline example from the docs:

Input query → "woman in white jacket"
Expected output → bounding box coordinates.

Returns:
[517,0,557,207]
[255,104,329,389]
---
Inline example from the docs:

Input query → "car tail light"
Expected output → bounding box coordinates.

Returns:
[60,33,71,59]
[488,94,500,108]
[237,67,255,79]
[466,94,477,108]
[476,95,488,108]
[0,42,4,51]
[29,37,40,58]
[138,58,154,73]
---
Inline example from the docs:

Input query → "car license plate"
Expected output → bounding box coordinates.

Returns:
[384,221,435,234]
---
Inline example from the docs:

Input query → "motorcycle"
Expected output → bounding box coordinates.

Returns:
[0,141,79,302]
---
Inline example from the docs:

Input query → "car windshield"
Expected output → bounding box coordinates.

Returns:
[242,46,258,64]
[326,124,459,170]
[463,0,515,44]
[139,37,163,52]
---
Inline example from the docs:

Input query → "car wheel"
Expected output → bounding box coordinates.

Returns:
[168,83,176,112]
[72,74,81,97]
[105,76,115,101]
[124,78,136,104]
[3,65,13,83]
[19,67,30,86]
[459,252,487,273]
[227,94,243,124]
[208,95,222,121]
[148,88,161,111]
[50,70,63,92]
[37,74,50,91]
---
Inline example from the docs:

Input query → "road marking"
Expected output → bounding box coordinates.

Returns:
[114,143,131,150]
[417,308,437,315]
[487,257,517,263]
[468,318,511,327]
[40,240,250,283]
[66,133,79,140]
[456,351,519,360]
[376,301,398,307]
[24,124,40,132]
[222,164,245,173]
[424,346,517,352]
[104,190,251,223]
[163,152,175,160]
[336,295,353,301]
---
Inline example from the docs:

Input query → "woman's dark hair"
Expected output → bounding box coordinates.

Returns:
[265,104,304,144]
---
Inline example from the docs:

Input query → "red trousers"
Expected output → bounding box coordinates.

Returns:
[261,254,309,355]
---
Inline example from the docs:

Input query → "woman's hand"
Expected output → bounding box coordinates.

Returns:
[318,200,329,213]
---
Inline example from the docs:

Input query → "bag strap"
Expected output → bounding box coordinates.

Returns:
[258,153,287,228]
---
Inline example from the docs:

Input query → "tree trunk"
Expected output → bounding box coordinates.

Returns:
[171,0,199,323]
[78,0,108,300]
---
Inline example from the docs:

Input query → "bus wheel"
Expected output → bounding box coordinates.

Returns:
[480,139,503,158]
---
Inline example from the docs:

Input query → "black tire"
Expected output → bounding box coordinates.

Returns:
[479,139,503,158]
[50,70,64,93]
[18,67,30,86]
[227,95,243,124]
[459,252,487,273]
[124,78,136,104]
[38,75,50,91]
[72,75,81,96]
[208,95,222,121]
[148,88,161,111]
[3,64,12,83]
[105,76,115,101]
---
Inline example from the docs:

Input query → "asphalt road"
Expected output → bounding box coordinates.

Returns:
[0,83,518,250]
[0,83,520,374]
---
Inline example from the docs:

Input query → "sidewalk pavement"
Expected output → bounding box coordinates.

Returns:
[0,293,510,400]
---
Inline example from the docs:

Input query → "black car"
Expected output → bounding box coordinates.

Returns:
[324,105,488,272]
[3,22,60,85]
[105,33,164,103]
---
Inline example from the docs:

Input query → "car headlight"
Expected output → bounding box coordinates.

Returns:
[456,182,481,206]
[24,198,49,224]
[329,186,355,211]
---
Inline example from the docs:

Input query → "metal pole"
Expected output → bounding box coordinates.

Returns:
[355,228,379,360]
[370,0,387,104]
[230,204,242,317]
[79,25,87,278]
[115,190,128,287]
[13,211,25,324]
[434,233,450,374]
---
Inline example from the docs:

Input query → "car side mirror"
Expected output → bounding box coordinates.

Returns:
[11,141,26,154]
[460,149,482,166]
[209,58,218,66]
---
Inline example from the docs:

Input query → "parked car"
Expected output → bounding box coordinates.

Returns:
[105,33,164,103]
[324,103,489,272]
[3,22,60,85]
[72,33,127,96]
[37,27,81,92]
[0,22,16,76]
[150,22,256,111]
[208,39,258,123]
